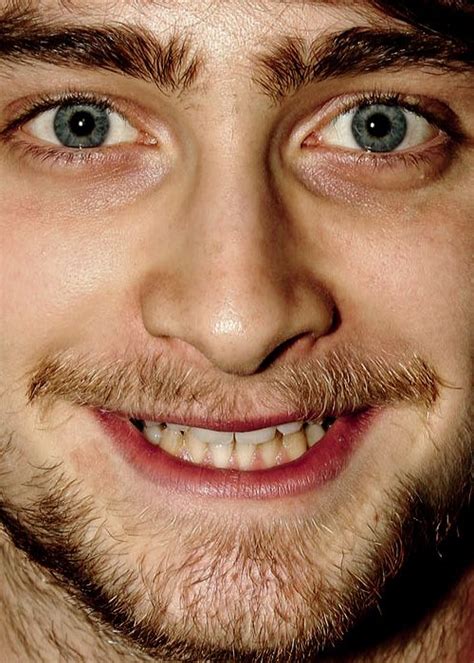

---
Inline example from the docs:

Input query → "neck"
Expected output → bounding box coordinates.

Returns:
[328,509,474,663]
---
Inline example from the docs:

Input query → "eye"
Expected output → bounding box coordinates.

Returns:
[26,102,138,148]
[319,103,437,153]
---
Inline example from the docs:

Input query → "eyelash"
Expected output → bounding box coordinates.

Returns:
[1,91,139,167]
[305,89,463,172]
[0,88,463,171]
[335,91,443,130]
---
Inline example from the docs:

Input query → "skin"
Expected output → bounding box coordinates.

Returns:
[0,1,472,661]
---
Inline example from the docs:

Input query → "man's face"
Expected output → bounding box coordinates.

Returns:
[0,0,472,659]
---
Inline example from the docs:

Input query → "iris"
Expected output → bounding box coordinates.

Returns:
[352,104,408,152]
[53,104,110,148]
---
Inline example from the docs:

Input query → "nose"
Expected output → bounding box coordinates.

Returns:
[140,156,334,376]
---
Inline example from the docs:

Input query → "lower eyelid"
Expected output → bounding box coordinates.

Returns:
[3,135,156,176]
[293,135,455,196]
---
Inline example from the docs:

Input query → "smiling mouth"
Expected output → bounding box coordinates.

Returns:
[130,417,336,470]
[96,407,376,498]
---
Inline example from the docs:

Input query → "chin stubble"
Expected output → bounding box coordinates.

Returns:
[0,416,471,662]
[0,349,470,661]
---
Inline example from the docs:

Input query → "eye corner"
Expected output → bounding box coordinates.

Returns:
[301,132,322,149]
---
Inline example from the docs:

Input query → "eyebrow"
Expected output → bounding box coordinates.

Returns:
[0,5,202,94]
[0,3,472,103]
[255,27,474,101]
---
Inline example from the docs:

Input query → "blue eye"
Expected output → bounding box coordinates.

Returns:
[27,101,139,148]
[351,104,407,153]
[319,101,436,154]
[53,104,111,148]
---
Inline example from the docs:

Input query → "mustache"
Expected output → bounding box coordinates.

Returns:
[26,347,442,423]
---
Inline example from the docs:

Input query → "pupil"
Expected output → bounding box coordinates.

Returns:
[351,104,407,153]
[366,113,392,139]
[69,111,96,137]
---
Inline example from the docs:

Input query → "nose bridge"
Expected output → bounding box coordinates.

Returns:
[188,153,282,302]
[178,156,298,370]
[180,80,283,293]
[140,108,334,375]
[178,90,277,288]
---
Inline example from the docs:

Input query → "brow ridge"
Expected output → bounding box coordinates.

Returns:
[0,5,202,93]
[1,3,472,103]
[254,26,474,101]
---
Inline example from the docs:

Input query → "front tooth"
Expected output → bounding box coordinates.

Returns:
[184,430,208,463]
[306,423,325,447]
[190,427,234,445]
[159,429,183,457]
[210,443,233,469]
[235,443,255,470]
[276,421,303,435]
[235,427,276,445]
[143,424,163,445]
[282,431,307,460]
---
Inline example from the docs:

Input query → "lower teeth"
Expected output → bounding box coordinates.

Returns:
[131,420,332,471]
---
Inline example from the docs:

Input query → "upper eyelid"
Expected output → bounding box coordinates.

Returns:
[24,100,111,125]
[327,97,432,127]
[0,93,137,139]
[303,92,463,142]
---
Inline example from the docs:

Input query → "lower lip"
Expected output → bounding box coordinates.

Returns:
[96,410,377,500]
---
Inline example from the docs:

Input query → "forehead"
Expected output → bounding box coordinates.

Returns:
[7,0,468,49]
[0,0,405,79]
[0,2,369,87]
[7,0,384,30]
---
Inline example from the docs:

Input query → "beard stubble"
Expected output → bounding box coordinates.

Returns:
[0,348,471,661]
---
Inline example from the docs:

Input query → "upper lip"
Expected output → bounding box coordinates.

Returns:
[112,409,344,433]
[98,384,365,432]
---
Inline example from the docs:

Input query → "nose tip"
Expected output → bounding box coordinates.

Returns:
[203,303,334,376]
[198,297,295,376]
[141,262,335,376]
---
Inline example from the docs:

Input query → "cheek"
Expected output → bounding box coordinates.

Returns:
[288,178,472,370]
[339,199,472,367]
[0,185,138,364]
[0,146,183,359]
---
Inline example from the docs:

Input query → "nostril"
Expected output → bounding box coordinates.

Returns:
[258,312,338,372]
[328,308,341,335]
[258,332,316,371]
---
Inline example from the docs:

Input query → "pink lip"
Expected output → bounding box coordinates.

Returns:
[122,412,327,433]
[96,409,378,500]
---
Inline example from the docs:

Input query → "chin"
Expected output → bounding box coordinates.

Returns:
[0,384,470,660]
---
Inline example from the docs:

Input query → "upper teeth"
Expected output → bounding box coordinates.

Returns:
[191,428,234,445]
[276,421,304,435]
[235,427,276,444]
[141,420,328,445]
